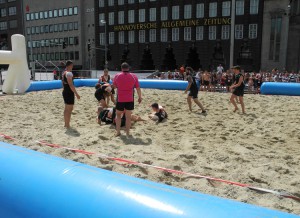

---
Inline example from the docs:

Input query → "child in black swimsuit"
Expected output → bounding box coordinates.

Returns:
[94,83,115,107]
[230,66,245,114]
[149,103,168,122]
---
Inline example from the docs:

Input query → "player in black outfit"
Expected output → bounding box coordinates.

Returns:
[94,83,115,108]
[184,67,206,113]
[230,66,245,114]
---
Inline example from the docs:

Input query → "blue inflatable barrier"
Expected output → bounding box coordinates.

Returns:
[261,82,300,96]
[0,142,298,218]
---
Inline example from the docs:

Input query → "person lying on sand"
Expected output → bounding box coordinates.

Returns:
[94,83,115,108]
[97,107,145,126]
[149,103,168,122]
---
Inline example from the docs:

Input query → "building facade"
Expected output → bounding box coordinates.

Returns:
[23,0,95,70]
[0,0,24,69]
[95,0,264,71]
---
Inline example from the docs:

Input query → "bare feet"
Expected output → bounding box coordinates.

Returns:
[115,132,121,137]
[233,108,238,113]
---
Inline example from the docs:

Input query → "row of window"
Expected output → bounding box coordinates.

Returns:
[99,1,259,26]
[28,51,80,62]
[0,6,16,17]
[27,37,79,48]
[99,0,156,7]
[0,0,16,3]
[99,24,258,45]
[26,7,78,21]
[26,22,79,35]
[0,19,17,30]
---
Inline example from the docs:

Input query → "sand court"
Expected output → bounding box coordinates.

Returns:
[0,87,300,215]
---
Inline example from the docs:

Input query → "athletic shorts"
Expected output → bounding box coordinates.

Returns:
[233,88,244,97]
[189,90,198,99]
[63,91,75,105]
[116,101,134,111]
[203,80,210,86]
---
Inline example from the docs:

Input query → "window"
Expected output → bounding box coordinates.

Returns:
[221,25,230,39]
[150,8,156,21]
[35,12,39,19]
[49,25,54,33]
[39,12,44,19]
[161,7,168,21]
[196,26,204,40]
[139,30,145,43]
[161,28,168,42]
[0,21,7,30]
[44,11,48,18]
[74,7,78,15]
[118,0,124,5]
[54,24,58,32]
[74,37,79,45]
[128,0,135,4]
[139,0,145,2]
[60,52,65,60]
[222,1,231,16]
[184,27,191,41]
[209,26,217,40]
[209,2,217,17]
[74,22,78,30]
[26,27,31,35]
[99,0,105,7]
[139,9,145,22]
[49,10,53,18]
[68,22,74,31]
[36,26,40,34]
[172,28,179,41]
[128,10,134,23]
[30,13,34,20]
[119,31,125,44]
[235,24,243,39]
[54,10,58,17]
[128,31,135,43]
[64,8,68,16]
[59,9,63,17]
[118,11,124,24]
[64,23,68,31]
[172,6,179,20]
[149,29,156,42]
[269,17,282,61]
[31,26,35,34]
[236,0,244,15]
[75,51,79,60]
[1,8,6,17]
[196,3,204,18]
[40,26,44,33]
[59,23,63,32]
[99,13,105,25]
[8,7,16,16]
[184,5,192,19]
[108,0,114,6]
[26,13,30,20]
[250,0,259,15]
[109,12,114,25]
[69,51,74,60]
[68,37,74,45]
[109,32,115,44]
[45,25,49,33]
[249,24,257,39]
[99,33,105,45]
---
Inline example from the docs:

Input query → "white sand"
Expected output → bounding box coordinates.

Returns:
[0,87,300,215]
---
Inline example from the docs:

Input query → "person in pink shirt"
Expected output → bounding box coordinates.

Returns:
[113,62,142,136]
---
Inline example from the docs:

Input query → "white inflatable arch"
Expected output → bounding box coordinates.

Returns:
[0,34,30,94]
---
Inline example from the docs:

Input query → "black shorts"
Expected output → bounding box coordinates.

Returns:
[63,91,75,105]
[116,102,134,111]
[189,90,198,99]
[203,80,210,86]
[233,88,244,97]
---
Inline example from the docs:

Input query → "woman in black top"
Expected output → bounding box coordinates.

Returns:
[62,60,80,128]
[230,66,245,114]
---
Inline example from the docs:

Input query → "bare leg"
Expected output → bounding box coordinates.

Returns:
[64,104,74,128]
[99,99,107,108]
[230,94,239,112]
[115,110,123,136]
[106,96,110,107]
[193,98,205,111]
[239,96,245,114]
[125,110,132,136]
[187,96,193,112]
[131,114,145,122]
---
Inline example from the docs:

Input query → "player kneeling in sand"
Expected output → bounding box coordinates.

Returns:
[149,103,168,122]
[94,83,115,108]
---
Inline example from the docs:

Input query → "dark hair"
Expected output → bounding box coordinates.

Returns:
[95,83,101,89]
[121,62,130,70]
[66,60,73,67]
[151,103,159,109]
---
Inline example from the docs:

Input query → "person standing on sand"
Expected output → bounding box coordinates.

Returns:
[230,66,245,114]
[61,60,80,128]
[113,62,142,136]
[184,67,206,113]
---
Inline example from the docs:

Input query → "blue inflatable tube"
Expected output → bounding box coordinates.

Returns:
[0,142,298,218]
[261,82,300,96]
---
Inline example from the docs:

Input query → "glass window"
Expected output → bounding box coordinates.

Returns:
[139,0,145,2]
[39,11,44,19]
[99,13,105,25]
[68,22,73,31]
[64,8,68,16]
[60,52,65,60]
[69,51,74,60]
[161,7,168,21]
[59,23,63,32]
[196,26,204,40]
[128,10,134,23]
[26,27,31,35]
[74,7,78,15]
[54,24,58,32]
[209,26,217,40]
[250,0,259,15]
[49,25,54,33]
[149,8,156,21]
[222,1,231,16]
[74,22,78,30]
[64,23,68,31]
[30,13,34,20]
[54,10,58,17]
[161,28,168,42]
[8,7,16,16]
[44,11,48,19]
[139,30,145,43]
[184,27,191,41]
[100,33,105,45]
[99,0,105,7]
[139,9,145,22]
[69,37,74,45]
[26,13,30,20]
[118,0,124,5]
[221,25,230,39]
[45,25,49,33]
[236,0,244,15]
[172,28,179,41]
[59,9,63,17]
[235,24,243,39]
[119,31,124,44]
[269,17,282,61]
[209,2,217,17]
[184,5,192,19]
[109,32,115,44]
[75,51,79,60]
[69,7,73,15]
[128,0,135,3]
[49,10,53,18]
[9,20,17,29]
[128,31,135,43]
[55,52,59,61]
[118,11,124,24]
[31,26,35,34]
[40,26,44,33]
[196,4,204,18]
[172,6,179,20]
[149,29,156,42]
[109,12,114,25]
[249,24,258,39]
[65,52,69,60]
[108,0,114,6]
[35,26,40,34]
[0,8,6,17]
[35,12,39,19]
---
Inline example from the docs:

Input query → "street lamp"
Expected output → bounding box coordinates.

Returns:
[100,20,107,69]
[229,0,236,68]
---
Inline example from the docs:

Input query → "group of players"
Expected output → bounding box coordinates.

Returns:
[61,62,245,136]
